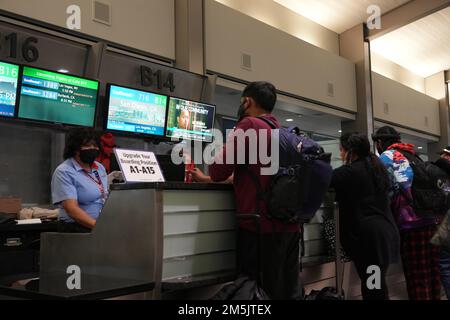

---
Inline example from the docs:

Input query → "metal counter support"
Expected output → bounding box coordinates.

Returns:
[39,188,163,299]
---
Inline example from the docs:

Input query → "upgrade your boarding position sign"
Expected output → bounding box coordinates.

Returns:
[114,148,165,183]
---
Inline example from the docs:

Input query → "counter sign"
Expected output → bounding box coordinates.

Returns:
[114,148,165,183]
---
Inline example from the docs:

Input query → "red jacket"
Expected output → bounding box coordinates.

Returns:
[209,114,300,233]
[96,133,116,173]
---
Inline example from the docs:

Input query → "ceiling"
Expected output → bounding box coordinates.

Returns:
[273,0,410,33]
[371,6,450,78]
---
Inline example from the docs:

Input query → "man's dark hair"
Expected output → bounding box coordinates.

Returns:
[242,81,277,112]
[64,128,101,160]
[372,126,401,152]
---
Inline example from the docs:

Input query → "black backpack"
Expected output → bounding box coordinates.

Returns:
[396,150,449,218]
[305,287,344,300]
[248,117,333,224]
[211,275,270,300]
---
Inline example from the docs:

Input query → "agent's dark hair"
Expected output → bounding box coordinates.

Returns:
[64,128,101,160]
[242,81,277,112]
[340,133,390,193]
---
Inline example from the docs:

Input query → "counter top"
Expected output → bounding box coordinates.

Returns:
[0,273,154,300]
[110,182,233,191]
[0,221,58,233]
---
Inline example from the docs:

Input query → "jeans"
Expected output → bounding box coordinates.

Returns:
[441,250,450,299]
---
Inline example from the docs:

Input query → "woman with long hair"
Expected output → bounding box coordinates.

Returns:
[332,133,400,300]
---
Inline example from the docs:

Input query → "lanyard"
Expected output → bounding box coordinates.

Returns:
[83,170,105,197]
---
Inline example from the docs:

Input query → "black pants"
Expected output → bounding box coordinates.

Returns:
[57,221,91,233]
[354,260,389,300]
[237,229,302,300]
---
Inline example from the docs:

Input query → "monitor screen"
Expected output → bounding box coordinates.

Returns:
[18,67,98,127]
[166,97,216,142]
[0,61,20,118]
[106,85,168,136]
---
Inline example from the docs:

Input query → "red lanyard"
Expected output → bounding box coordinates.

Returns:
[83,170,105,196]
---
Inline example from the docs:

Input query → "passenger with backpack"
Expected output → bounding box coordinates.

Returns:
[331,133,400,300]
[372,126,442,300]
[430,146,450,299]
[207,82,332,300]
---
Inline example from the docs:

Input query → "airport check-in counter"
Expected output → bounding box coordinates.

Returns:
[0,182,337,299]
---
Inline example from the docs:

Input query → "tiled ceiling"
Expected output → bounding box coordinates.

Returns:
[273,0,410,33]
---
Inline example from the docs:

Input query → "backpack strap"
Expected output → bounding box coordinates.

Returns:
[394,148,423,164]
[243,166,268,214]
[256,116,277,129]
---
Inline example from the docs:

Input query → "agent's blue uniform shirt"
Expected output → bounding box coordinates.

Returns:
[51,158,109,223]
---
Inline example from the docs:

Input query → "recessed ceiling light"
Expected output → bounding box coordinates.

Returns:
[338,130,342,133]
[286,119,294,122]
[418,146,423,150]
[58,69,69,73]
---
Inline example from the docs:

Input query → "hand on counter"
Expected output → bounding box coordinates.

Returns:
[187,168,234,184]
[188,168,212,183]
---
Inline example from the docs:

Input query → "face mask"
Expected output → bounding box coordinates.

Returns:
[237,99,248,120]
[79,149,100,165]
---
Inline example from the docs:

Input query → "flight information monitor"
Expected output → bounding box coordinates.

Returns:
[18,67,99,127]
[165,97,216,142]
[0,61,19,118]
[106,85,168,136]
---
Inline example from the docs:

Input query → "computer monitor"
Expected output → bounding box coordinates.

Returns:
[18,66,99,127]
[0,61,20,118]
[106,84,168,137]
[165,97,216,142]
[156,154,185,182]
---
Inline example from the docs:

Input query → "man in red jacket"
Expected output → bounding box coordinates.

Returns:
[208,82,301,300]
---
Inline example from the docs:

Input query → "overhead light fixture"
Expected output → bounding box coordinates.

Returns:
[338,130,342,133]
[58,69,69,73]
[286,119,294,122]
[418,146,423,150]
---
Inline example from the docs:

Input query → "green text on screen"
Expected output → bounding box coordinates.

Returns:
[19,67,99,126]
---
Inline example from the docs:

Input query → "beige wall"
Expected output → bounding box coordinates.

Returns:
[205,0,357,112]
[425,71,447,100]
[0,0,175,60]
[213,0,339,55]
[371,52,425,93]
[372,72,440,136]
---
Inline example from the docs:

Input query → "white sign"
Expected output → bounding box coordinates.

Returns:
[114,148,165,183]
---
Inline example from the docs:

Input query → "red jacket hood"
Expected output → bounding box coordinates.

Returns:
[388,143,416,155]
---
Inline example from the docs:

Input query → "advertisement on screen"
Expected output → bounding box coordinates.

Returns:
[166,97,215,142]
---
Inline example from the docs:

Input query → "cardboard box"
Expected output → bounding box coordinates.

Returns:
[0,197,22,214]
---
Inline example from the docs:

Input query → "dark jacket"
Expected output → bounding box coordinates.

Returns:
[332,158,400,265]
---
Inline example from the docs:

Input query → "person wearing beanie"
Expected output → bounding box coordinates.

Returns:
[372,126,441,300]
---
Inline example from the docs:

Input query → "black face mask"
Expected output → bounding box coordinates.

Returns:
[237,102,247,120]
[79,149,100,165]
